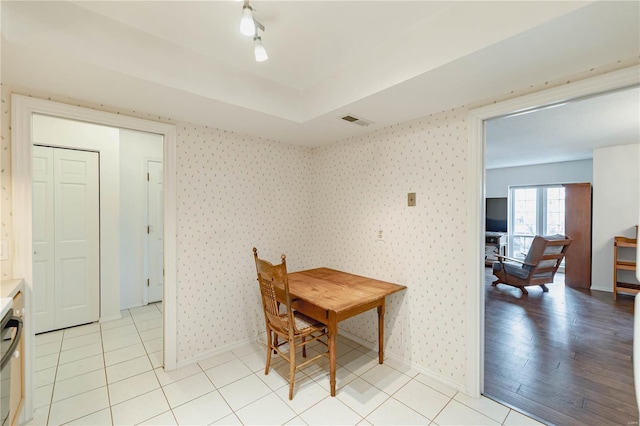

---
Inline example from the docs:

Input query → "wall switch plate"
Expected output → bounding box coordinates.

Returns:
[408,192,416,207]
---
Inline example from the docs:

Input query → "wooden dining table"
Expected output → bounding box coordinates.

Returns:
[286,268,407,396]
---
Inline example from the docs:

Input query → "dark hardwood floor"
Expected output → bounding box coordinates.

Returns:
[484,267,638,426]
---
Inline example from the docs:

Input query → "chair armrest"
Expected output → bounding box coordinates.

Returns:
[496,255,538,268]
[495,255,526,264]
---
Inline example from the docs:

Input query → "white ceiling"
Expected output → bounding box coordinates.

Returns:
[485,85,640,169]
[1,1,639,167]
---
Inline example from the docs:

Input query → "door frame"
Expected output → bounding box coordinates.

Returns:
[145,159,164,305]
[11,95,178,422]
[465,65,640,397]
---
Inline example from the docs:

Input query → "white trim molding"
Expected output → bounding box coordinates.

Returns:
[465,65,640,398]
[11,95,178,423]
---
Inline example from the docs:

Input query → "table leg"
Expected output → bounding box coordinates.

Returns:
[377,300,385,364]
[328,311,338,396]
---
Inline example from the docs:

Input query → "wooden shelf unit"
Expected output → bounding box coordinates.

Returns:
[613,226,638,300]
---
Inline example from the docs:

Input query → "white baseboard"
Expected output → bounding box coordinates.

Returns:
[338,329,379,351]
[99,313,122,323]
[176,336,259,370]
[120,302,144,310]
[339,330,467,395]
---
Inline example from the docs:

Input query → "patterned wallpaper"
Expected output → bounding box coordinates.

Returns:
[1,58,637,391]
[174,124,314,360]
[1,87,12,279]
[311,110,468,384]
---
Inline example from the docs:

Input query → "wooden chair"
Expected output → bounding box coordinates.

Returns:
[252,248,329,399]
[492,234,572,294]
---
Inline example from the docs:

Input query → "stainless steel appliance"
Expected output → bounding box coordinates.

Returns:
[1,308,23,426]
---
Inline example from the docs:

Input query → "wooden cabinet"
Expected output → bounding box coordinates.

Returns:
[613,226,638,300]
[1,280,25,426]
[564,183,592,288]
[9,290,24,426]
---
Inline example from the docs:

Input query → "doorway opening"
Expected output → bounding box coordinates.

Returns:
[11,95,177,423]
[467,67,640,424]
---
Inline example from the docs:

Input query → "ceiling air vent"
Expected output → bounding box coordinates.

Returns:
[340,114,373,127]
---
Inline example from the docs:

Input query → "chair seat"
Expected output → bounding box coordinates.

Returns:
[492,261,529,279]
[274,311,324,335]
[293,311,324,332]
[493,261,554,280]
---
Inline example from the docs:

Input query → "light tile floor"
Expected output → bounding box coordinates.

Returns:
[27,304,544,425]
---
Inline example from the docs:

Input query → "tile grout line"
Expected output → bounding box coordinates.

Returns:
[100,317,115,426]
[43,335,62,426]
[393,373,455,424]
[132,303,178,425]
[47,327,106,425]
[249,343,364,424]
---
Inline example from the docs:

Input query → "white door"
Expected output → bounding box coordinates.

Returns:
[33,146,100,333]
[32,146,55,332]
[147,160,163,303]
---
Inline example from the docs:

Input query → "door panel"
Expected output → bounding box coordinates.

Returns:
[59,183,88,241]
[147,160,163,303]
[33,146,100,332]
[59,258,87,307]
[54,148,100,329]
[32,146,55,333]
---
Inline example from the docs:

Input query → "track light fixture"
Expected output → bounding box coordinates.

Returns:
[239,3,255,37]
[254,34,268,62]
[239,0,268,62]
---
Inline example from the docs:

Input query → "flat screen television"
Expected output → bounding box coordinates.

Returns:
[486,197,508,233]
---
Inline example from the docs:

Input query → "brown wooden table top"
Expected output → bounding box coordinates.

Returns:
[287,268,407,314]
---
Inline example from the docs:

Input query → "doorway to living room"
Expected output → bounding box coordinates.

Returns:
[477,76,640,424]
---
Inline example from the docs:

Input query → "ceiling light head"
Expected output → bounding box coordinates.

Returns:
[254,35,268,62]
[240,5,256,36]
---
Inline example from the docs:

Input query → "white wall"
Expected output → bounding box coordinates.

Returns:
[32,114,122,321]
[486,159,593,198]
[592,144,640,292]
[119,129,163,309]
